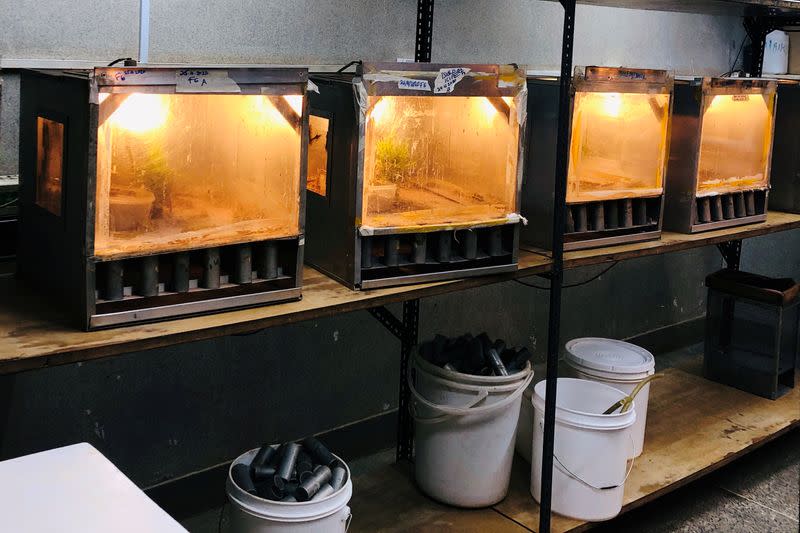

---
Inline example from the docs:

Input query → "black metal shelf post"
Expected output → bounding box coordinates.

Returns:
[539,2,577,532]
[369,301,420,462]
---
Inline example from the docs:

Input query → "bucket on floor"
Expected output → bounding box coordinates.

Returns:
[565,338,655,457]
[410,351,533,508]
[515,380,535,463]
[226,447,352,533]
[531,378,636,521]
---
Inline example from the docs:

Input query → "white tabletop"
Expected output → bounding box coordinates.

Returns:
[0,442,187,533]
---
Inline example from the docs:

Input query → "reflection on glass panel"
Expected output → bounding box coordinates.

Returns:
[36,116,65,215]
[696,94,774,195]
[361,95,519,229]
[568,92,670,204]
[308,115,329,197]
[95,93,303,259]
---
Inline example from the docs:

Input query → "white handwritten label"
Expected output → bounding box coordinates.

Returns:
[434,67,470,94]
[176,70,241,93]
[398,78,431,91]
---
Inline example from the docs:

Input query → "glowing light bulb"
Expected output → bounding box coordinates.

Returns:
[600,93,623,118]
[109,93,169,134]
[283,95,303,115]
[369,98,391,124]
[479,97,498,122]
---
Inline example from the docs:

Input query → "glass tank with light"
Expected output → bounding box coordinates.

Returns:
[664,77,777,233]
[521,66,674,251]
[306,63,526,290]
[17,67,309,329]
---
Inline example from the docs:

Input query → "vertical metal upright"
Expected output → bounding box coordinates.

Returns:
[540,2,576,533]
[415,0,434,63]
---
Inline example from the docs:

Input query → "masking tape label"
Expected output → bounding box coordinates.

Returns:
[434,67,470,94]
[398,78,431,91]
[176,70,241,93]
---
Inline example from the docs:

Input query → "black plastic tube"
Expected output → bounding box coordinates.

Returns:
[622,199,633,227]
[311,483,335,501]
[250,444,277,476]
[301,437,336,467]
[138,256,159,297]
[264,242,279,279]
[722,195,735,219]
[275,442,301,484]
[232,463,256,494]
[486,348,509,376]
[734,192,746,218]
[437,232,452,263]
[412,234,427,264]
[233,244,252,284]
[385,236,400,267]
[202,248,221,289]
[296,465,332,501]
[361,238,372,269]
[462,231,478,260]
[698,198,711,223]
[591,203,605,231]
[488,227,503,256]
[330,466,347,491]
[634,199,648,226]
[575,205,588,233]
[172,253,190,293]
[605,201,619,229]
[104,261,124,301]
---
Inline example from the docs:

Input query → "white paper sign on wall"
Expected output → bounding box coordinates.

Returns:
[398,78,431,91]
[175,70,241,93]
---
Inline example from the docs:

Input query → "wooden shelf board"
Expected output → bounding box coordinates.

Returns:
[0,253,551,374]
[559,210,800,270]
[349,368,800,532]
[0,211,796,373]
[545,0,800,15]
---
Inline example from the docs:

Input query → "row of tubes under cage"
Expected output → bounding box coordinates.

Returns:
[101,242,281,301]
[361,227,506,269]
[695,190,761,224]
[566,198,655,234]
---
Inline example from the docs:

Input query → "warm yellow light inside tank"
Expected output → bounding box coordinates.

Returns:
[479,97,498,122]
[599,93,623,118]
[283,95,303,115]
[109,93,169,134]
[369,97,391,124]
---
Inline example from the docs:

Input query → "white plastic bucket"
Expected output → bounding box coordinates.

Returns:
[226,447,352,533]
[565,338,654,458]
[530,378,636,521]
[410,352,533,508]
[515,381,535,463]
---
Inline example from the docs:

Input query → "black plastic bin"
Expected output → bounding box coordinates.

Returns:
[704,269,799,400]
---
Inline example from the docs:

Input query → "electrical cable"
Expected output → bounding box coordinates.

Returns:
[107,57,135,67]
[513,261,618,290]
[721,34,747,77]
[337,60,361,73]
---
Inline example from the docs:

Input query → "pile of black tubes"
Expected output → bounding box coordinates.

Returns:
[231,438,347,502]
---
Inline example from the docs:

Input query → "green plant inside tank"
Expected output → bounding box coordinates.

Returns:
[374,136,413,185]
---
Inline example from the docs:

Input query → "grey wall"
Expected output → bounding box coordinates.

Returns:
[0,1,795,489]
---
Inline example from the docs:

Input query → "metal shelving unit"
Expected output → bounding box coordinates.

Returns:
[0,2,799,532]
[403,2,800,532]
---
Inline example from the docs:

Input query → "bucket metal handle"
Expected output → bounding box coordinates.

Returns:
[541,419,636,491]
[409,363,533,423]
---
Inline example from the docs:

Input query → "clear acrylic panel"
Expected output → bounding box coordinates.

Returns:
[36,116,65,216]
[95,92,302,259]
[696,94,774,195]
[361,95,519,229]
[307,114,329,197]
[567,91,670,204]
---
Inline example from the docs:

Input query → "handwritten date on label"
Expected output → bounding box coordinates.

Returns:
[434,67,470,94]
[176,70,241,93]
[398,78,431,91]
